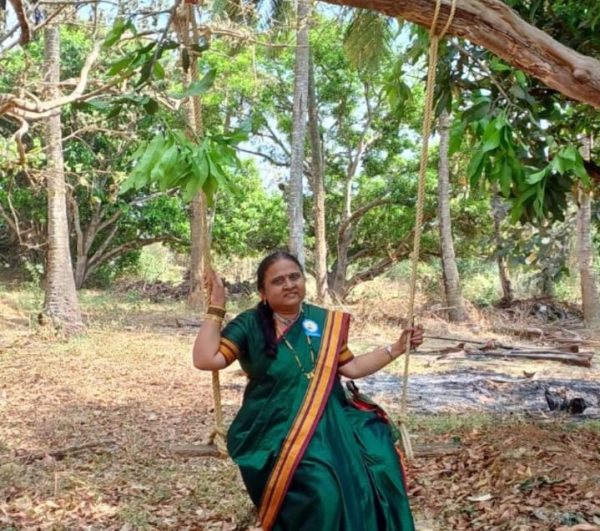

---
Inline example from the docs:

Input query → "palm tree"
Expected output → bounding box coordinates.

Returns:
[307,53,329,302]
[42,24,84,333]
[287,0,311,265]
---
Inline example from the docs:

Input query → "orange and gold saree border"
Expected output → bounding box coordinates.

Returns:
[219,337,239,365]
[258,310,350,531]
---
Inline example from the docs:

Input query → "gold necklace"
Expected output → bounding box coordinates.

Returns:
[282,331,317,380]
[273,311,299,327]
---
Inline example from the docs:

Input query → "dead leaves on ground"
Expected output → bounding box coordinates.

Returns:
[2,323,600,529]
[408,423,600,530]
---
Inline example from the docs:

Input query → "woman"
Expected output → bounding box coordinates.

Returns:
[193,251,423,531]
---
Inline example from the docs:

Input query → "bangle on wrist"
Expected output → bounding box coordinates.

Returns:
[384,344,395,361]
[207,306,226,318]
[203,313,223,325]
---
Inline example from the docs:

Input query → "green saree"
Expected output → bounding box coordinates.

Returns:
[219,303,414,531]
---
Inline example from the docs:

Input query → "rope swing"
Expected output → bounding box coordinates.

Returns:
[193,0,457,461]
[398,0,457,461]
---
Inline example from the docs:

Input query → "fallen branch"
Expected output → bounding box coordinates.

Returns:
[169,443,225,458]
[491,325,544,339]
[411,442,462,458]
[465,349,593,367]
[14,440,116,464]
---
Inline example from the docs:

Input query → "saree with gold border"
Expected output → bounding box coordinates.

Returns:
[219,303,414,531]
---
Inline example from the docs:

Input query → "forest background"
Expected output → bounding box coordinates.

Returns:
[1,0,600,529]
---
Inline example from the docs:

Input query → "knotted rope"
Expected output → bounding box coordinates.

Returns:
[398,0,457,461]
[182,1,227,457]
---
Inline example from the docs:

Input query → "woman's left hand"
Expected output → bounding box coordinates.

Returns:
[392,324,424,356]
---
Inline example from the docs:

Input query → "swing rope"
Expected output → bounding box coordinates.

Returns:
[194,0,456,461]
[398,0,457,461]
[184,1,227,457]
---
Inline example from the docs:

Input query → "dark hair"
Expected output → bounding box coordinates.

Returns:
[256,251,304,357]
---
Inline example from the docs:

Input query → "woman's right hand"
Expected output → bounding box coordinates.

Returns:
[205,268,226,307]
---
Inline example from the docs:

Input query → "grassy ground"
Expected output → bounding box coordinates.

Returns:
[1,283,600,530]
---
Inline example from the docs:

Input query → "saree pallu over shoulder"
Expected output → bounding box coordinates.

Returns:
[258,309,350,531]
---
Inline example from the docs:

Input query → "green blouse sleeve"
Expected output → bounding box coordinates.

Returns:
[219,311,251,366]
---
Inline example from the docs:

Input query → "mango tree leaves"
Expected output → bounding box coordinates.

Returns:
[172,69,217,99]
[120,124,249,205]
[459,102,590,223]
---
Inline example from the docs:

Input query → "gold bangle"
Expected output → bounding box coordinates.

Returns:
[207,306,226,318]
[203,314,223,324]
[208,305,226,312]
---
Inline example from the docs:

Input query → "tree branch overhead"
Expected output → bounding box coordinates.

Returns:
[321,0,600,109]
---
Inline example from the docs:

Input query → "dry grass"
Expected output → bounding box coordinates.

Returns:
[1,282,600,530]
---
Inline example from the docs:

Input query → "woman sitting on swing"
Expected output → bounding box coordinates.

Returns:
[193,251,423,531]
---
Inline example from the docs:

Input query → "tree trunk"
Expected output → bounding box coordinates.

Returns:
[307,53,328,304]
[287,0,311,265]
[322,0,600,109]
[437,110,465,321]
[577,135,600,331]
[491,189,513,305]
[41,24,83,334]
[175,3,210,311]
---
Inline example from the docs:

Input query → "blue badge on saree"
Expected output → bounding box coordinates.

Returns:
[302,319,321,337]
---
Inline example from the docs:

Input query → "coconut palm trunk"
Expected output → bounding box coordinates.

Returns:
[307,53,328,303]
[41,24,83,334]
[287,0,311,265]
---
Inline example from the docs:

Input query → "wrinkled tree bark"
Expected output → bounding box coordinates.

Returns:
[307,54,329,303]
[41,24,83,334]
[322,0,600,109]
[491,189,513,305]
[437,110,465,321]
[287,0,311,265]
[577,135,600,331]
[174,3,210,310]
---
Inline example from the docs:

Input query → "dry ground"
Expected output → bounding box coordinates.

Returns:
[1,284,600,530]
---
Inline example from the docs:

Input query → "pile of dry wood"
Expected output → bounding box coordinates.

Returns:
[420,334,595,367]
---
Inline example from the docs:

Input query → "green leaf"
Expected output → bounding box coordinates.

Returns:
[510,186,537,222]
[173,69,217,99]
[514,71,527,86]
[125,134,165,192]
[467,151,486,186]
[526,168,547,185]
[183,173,204,201]
[481,120,502,152]
[448,121,464,156]
[463,98,491,123]
[482,129,501,153]
[85,99,111,110]
[489,57,511,72]
[107,55,134,76]
[206,151,229,189]
[191,152,209,188]
[150,142,178,185]
[153,61,165,80]
[499,158,512,196]
[103,18,135,49]
[203,175,219,206]
[136,58,155,87]
[561,145,578,161]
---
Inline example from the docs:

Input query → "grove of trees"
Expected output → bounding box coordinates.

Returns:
[1,0,600,332]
